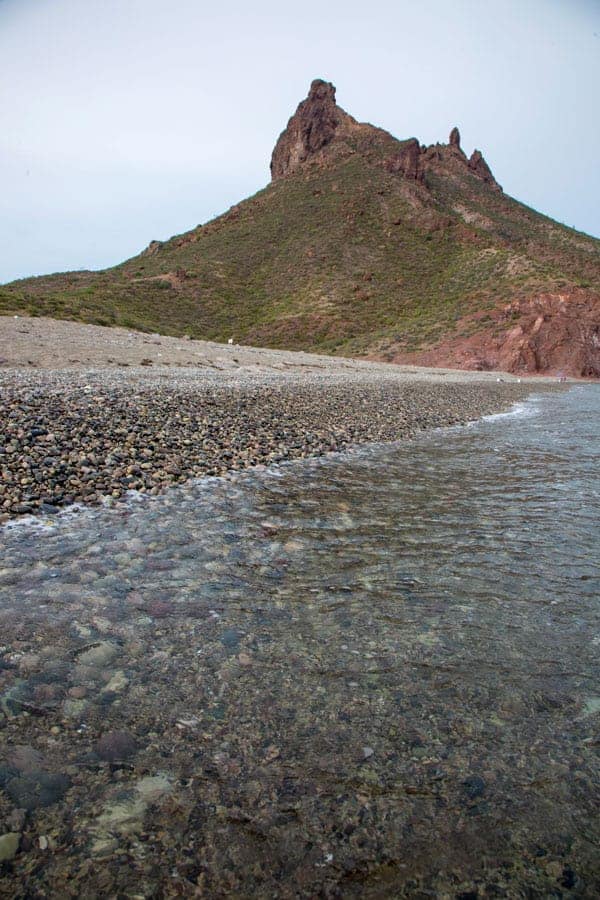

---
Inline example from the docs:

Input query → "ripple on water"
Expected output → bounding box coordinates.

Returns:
[0,386,599,896]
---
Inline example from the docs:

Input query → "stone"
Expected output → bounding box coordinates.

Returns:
[5,772,71,811]
[220,628,242,648]
[271,79,344,180]
[6,810,26,832]
[62,698,87,718]
[68,685,88,699]
[90,774,173,856]
[0,833,20,862]
[102,670,129,694]
[17,653,40,673]
[33,683,62,704]
[462,775,486,799]
[468,149,501,189]
[94,730,137,762]
[261,520,278,534]
[142,239,162,256]
[0,766,16,788]
[7,745,47,774]
[77,641,119,667]
[385,138,423,181]
[148,600,171,618]
[449,126,461,147]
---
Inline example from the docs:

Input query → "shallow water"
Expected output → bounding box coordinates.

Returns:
[1,386,599,897]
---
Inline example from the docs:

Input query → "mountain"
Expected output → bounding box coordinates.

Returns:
[2,79,599,376]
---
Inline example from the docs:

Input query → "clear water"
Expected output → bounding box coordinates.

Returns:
[1,386,599,897]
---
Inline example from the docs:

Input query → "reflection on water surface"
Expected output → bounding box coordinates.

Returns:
[1,387,599,896]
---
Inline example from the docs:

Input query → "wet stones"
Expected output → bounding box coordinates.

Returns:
[0,767,14,789]
[6,745,47,774]
[462,774,486,800]
[0,369,537,523]
[147,600,171,619]
[76,641,119,667]
[68,685,88,699]
[5,772,71,811]
[1,743,71,810]
[0,381,596,897]
[93,730,137,762]
[220,628,243,649]
[90,773,174,856]
[0,832,20,862]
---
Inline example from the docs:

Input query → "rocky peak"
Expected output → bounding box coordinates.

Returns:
[270,79,344,181]
[270,79,502,193]
[468,149,501,190]
[385,138,424,181]
[306,77,336,105]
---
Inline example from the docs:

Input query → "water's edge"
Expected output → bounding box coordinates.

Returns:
[1,384,598,897]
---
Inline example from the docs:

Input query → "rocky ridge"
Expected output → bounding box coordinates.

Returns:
[271,79,501,191]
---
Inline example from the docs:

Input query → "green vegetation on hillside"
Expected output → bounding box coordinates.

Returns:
[2,133,598,358]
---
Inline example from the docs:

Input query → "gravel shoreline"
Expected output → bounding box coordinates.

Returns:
[0,366,550,522]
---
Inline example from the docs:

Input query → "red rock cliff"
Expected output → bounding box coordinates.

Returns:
[270,79,347,180]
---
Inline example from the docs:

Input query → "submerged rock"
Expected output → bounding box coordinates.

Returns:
[77,642,119,667]
[7,745,48,774]
[90,773,173,856]
[462,775,486,800]
[0,833,20,862]
[94,730,137,762]
[5,772,71,811]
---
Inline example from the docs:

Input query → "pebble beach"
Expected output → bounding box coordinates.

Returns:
[1,368,539,522]
[5,317,595,899]
[0,317,554,522]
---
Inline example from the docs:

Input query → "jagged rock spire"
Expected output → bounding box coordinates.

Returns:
[449,126,461,148]
[270,79,344,181]
[468,149,499,188]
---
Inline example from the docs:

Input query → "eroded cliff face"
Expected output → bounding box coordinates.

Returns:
[493,292,600,376]
[391,290,600,378]
[384,138,424,181]
[468,149,499,188]
[270,80,348,180]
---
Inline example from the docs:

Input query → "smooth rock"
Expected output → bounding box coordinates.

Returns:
[102,670,129,694]
[0,833,20,862]
[6,772,71,810]
[77,642,119,667]
[7,745,48,774]
[94,730,137,762]
[462,775,486,799]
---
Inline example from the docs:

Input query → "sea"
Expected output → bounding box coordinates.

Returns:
[1,384,599,896]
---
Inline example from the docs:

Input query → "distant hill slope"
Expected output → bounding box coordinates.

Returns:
[2,79,599,375]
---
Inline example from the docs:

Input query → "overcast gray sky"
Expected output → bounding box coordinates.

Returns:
[1,0,598,283]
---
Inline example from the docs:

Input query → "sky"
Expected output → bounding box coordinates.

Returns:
[1,0,598,283]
